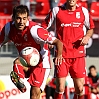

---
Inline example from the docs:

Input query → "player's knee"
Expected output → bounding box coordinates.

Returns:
[57,85,65,92]
[30,87,41,99]
[75,85,83,94]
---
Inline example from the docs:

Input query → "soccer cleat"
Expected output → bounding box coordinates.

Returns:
[10,71,27,93]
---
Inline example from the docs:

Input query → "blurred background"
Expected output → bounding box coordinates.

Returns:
[0,0,99,99]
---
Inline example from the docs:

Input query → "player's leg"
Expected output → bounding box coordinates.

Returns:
[54,77,66,99]
[73,78,85,99]
[30,86,41,99]
[64,86,70,99]
[10,71,27,93]
[70,57,86,99]
[10,57,28,93]
[28,67,50,99]
[54,60,69,99]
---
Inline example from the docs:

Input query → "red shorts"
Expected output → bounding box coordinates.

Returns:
[13,64,50,91]
[55,57,86,78]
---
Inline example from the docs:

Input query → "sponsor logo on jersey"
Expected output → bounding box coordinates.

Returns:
[15,42,32,47]
[34,80,40,84]
[24,34,28,41]
[61,22,81,27]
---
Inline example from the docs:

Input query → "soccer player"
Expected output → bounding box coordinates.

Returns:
[41,0,95,99]
[0,5,63,99]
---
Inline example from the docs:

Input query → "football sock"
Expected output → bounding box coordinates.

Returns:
[54,91,64,99]
[64,87,69,99]
[78,95,84,99]
[73,94,78,99]
[13,64,25,78]
[73,94,85,99]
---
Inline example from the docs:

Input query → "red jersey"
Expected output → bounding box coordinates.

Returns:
[0,21,56,68]
[42,3,95,58]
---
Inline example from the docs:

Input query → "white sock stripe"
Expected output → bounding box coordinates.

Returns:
[55,90,64,94]
[40,68,50,91]
[15,64,24,78]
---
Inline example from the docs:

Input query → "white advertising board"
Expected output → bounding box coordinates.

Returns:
[0,75,30,99]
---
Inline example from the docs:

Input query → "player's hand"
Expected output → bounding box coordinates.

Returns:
[80,36,90,46]
[48,44,54,49]
[91,88,97,94]
[54,55,65,66]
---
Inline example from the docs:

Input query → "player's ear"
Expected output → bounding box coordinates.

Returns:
[28,16,31,21]
[12,15,14,21]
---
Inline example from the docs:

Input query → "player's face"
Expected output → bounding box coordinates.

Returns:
[14,13,28,31]
[67,0,78,7]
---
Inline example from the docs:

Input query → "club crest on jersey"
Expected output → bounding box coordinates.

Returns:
[76,12,80,19]
[24,34,28,41]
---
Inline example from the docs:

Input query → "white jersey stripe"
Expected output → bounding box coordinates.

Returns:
[40,68,50,91]
[82,7,90,29]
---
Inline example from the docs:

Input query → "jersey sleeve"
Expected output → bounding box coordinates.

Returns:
[41,7,59,29]
[82,7,95,29]
[0,22,10,46]
[30,25,56,44]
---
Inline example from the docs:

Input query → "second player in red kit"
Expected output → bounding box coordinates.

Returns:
[42,0,95,99]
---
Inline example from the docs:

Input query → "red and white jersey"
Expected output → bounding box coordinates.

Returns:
[42,3,95,58]
[0,20,56,68]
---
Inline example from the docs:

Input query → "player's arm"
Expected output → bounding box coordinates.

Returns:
[31,25,63,65]
[51,38,63,65]
[80,7,95,46]
[80,29,94,45]
[41,8,59,49]
[41,8,56,29]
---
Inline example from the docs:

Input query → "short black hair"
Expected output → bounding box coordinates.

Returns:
[89,65,96,71]
[12,5,29,18]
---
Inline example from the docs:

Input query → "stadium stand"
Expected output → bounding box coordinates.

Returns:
[90,2,99,20]
[77,1,88,8]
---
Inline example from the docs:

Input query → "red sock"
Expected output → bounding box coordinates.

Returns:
[13,64,25,78]
[54,91,64,99]
[64,87,69,99]
[73,94,78,99]
[78,95,84,99]
[73,94,85,99]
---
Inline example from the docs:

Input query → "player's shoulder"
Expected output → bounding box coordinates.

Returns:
[77,4,88,13]
[81,6,88,12]
[28,20,39,28]
[4,21,12,27]
[52,6,60,13]
[52,3,66,15]
[3,21,13,32]
[28,20,35,25]
[52,2,66,11]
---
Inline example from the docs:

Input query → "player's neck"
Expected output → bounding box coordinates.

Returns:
[66,5,76,11]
